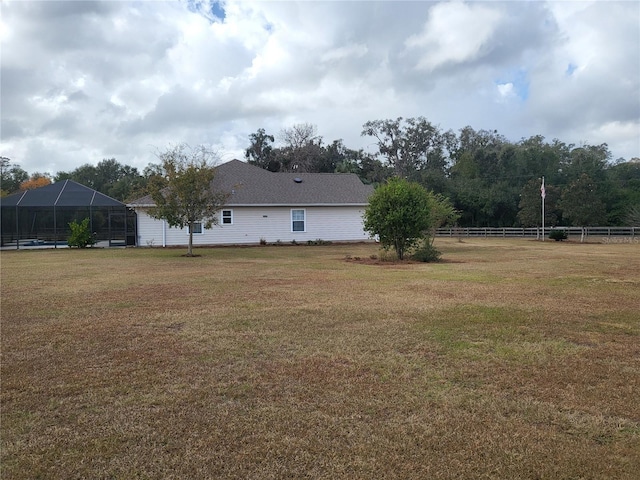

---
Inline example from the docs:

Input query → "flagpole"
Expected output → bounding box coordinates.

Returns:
[541,176,545,241]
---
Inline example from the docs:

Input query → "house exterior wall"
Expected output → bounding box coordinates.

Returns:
[134,206,371,246]
[136,210,166,247]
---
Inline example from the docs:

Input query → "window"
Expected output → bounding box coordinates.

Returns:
[221,209,233,225]
[189,222,203,234]
[291,209,305,232]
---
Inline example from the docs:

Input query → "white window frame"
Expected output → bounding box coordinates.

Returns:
[189,222,203,234]
[221,209,233,225]
[291,209,306,233]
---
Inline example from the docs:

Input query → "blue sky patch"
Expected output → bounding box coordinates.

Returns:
[495,69,530,101]
[185,0,225,22]
[210,1,226,21]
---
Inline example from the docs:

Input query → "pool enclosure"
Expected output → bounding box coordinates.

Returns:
[0,180,136,248]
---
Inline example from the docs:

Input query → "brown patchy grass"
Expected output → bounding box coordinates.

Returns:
[1,239,639,479]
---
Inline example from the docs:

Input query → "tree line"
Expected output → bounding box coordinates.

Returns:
[0,157,164,205]
[245,120,639,228]
[1,118,639,227]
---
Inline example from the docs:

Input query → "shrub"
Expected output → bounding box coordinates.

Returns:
[549,229,568,241]
[68,218,96,248]
[363,178,432,260]
[410,237,441,262]
[307,239,332,246]
[364,178,458,260]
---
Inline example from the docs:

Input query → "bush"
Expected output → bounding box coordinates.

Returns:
[363,178,432,260]
[307,239,332,246]
[68,218,96,248]
[549,229,568,241]
[410,238,441,262]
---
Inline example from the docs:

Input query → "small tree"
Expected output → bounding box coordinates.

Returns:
[148,144,229,256]
[363,177,434,260]
[426,192,459,244]
[68,218,96,248]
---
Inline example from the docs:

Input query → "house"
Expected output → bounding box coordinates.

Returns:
[127,159,374,247]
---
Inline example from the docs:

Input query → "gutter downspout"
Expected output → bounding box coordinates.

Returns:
[163,220,167,247]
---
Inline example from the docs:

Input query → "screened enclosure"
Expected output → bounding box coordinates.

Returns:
[1,180,136,248]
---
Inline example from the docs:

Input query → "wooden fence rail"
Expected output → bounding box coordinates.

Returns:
[435,227,638,240]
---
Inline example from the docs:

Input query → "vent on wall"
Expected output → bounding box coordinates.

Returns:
[293,177,303,183]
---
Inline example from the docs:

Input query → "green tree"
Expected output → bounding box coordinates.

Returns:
[55,163,99,189]
[245,128,276,171]
[625,205,640,226]
[116,163,166,203]
[449,129,514,227]
[604,159,640,225]
[562,144,609,184]
[560,173,607,241]
[0,156,11,195]
[363,178,434,260]
[148,144,229,256]
[1,159,29,196]
[334,144,393,185]
[361,117,449,184]
[55,159,143,201]
[425,193,459,244]
[357,155,394,185]
[517,178,560,227]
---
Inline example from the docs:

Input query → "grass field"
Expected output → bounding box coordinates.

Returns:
[1,239,639,479]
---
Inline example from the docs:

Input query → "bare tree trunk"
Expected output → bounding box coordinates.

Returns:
[188,223,194,256]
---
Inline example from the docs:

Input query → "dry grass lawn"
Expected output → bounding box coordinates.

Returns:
[1,238,639,479]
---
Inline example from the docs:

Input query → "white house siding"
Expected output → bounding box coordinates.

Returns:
[136,211,166,247]
[135,206,370,246]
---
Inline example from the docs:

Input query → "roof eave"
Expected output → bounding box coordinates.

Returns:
[129,203,369,208]
[225,203,370,207]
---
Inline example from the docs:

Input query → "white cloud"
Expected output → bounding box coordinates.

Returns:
[405,1,504,71]
[321,43,369,63]
[496,83,516,102]
[0,0,638,176]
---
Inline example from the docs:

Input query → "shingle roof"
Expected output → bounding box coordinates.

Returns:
[0,180,125,207]
[128,160,373,207]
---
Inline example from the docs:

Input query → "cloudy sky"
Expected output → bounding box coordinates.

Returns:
[1,0,639,175]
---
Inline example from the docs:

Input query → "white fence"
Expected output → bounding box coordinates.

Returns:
[435,227,638,242]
